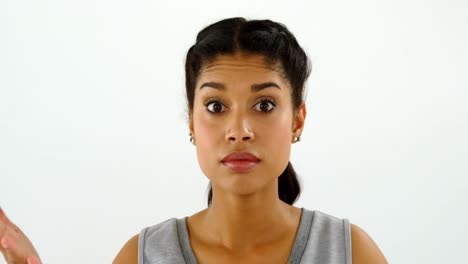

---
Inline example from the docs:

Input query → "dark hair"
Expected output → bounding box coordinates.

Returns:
[184,17,311,206]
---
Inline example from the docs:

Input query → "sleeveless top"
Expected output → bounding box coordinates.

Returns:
[138,208,352,264]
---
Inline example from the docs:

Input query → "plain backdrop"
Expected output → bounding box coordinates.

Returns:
[1,0,467,263]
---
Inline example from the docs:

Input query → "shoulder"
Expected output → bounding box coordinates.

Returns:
[350,223,388,264]
[113,234,139,264]
[112,219,179,264]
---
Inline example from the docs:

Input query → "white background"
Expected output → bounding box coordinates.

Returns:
[1,0,467,263]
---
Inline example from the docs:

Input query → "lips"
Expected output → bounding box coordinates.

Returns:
[221,152,260,173]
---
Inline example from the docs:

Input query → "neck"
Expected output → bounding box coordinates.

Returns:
[200,183,300,251]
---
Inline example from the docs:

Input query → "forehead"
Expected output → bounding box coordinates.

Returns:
[197,53,288,88]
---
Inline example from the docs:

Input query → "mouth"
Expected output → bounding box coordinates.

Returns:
[221,152,261,173]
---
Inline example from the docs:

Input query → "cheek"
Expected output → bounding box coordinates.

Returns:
[193,112,222,145]
[193,112,223,175]
[260,112,293,143]
[261,115,293,163]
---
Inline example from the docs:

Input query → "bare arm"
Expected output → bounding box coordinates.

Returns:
[351,223,388,264]
[113,234,139,264]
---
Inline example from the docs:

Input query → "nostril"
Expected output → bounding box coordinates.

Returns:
[227,134,253,142]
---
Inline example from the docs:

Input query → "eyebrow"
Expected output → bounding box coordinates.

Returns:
[199,82,281,92]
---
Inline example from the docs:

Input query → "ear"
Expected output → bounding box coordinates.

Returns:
[292,102,307,136]
[189,111,195,136]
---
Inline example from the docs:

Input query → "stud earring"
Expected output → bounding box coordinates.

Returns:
[189,133,196,146]
[293,135,301,143]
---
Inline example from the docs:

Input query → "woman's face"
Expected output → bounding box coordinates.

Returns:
[189,53,306,198]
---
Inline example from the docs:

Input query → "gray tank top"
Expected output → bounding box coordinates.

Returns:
[139,208,352,264]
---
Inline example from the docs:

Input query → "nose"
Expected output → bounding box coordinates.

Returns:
[225,111,255,143]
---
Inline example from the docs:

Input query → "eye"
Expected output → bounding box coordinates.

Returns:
[254,99,276,113]
[206,100,227,113]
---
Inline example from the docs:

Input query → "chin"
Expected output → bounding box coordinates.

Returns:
[214,173,276,197]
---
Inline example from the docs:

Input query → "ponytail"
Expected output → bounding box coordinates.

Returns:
[206,161,301,206]
[278,162,301,205]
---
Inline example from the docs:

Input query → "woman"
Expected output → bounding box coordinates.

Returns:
[1,17,387,264]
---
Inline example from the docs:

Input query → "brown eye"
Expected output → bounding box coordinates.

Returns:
[206,101,226,113]
[254,99,276,112]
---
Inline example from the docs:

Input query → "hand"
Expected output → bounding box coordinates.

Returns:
[0,208,42,264]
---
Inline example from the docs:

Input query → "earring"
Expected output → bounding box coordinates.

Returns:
[189,133,196,146]
[293,135,301,143]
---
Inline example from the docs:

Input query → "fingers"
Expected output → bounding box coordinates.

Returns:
[27,256,42,264]
[1,236,42,264]
[0,208,21,234]
[0,212,30,264]
[0,208,42,264]
[0,207,12,226]
[0,209,6,238]
[1,236,16,251]
[1,250,19,264]
[1,236,22,264]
